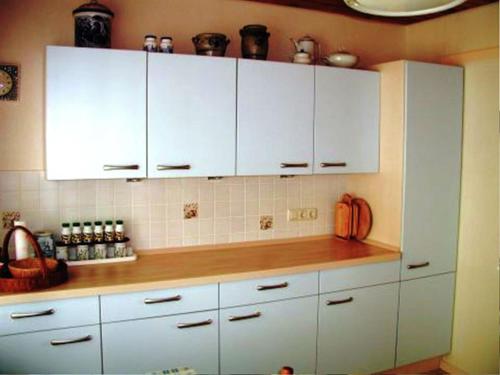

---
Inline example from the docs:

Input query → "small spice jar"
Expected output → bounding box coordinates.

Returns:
[55,242,69,261]
[94,221,104,242]
[88,245,96,260]
[104,220,115,242]
[106,245,115,258]
[143,35,158,52]
[61,223,71,245]
[114,242,127,257]
[68,246,78,261]
[115,220,125,241]
[159,36,173,53]
[77,244,89,260]
[94,243,107,259]
[83,222,94,243]
[71,222,83,244]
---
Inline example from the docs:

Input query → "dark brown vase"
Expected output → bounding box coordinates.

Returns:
[240,24,270,60]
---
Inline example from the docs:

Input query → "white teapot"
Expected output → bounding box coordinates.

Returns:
[291,36,319,63]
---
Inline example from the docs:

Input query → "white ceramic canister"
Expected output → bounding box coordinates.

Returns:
[13,221,29,260]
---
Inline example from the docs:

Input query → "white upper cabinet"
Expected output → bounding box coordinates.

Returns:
[237,60,314,175]
[400,62,463,280]
[314,67,380,174]
[46,46,147,180]
[148,54,237,178]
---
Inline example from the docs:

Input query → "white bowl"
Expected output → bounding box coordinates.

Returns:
[324,53,359,68]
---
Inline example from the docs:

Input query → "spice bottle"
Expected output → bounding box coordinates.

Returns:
[61,223,71,245]
[143,35,158,52]
[159,36,173,53]
[104,220,115,242]
[71,222,83,244]
[115,220,125,241]
[83,222,94,243]
[94,221,104,243]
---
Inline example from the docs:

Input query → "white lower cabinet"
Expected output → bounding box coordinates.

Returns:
[220,296,318,375]
[0,325,101,374]
[396,272,456,367]
[102,310,219,374]
[317,283,399,374]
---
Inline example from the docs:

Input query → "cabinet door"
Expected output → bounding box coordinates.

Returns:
[317,283,398,374]
[102,310,218,374]
[220,296,317,374]
[314,67,380,174]
[237,60,314,175]
[46,46,147,180]
[396,273,455,366]
[148,54,236,178]
[401,62,463,280]
[0,325,101,374]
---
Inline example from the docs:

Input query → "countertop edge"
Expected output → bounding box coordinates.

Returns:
[0,251,400,306]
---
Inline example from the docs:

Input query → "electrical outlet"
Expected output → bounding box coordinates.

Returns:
[287,208,318,221]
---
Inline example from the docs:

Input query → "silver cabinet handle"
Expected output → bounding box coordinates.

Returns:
[144,295,182,304]
[103,164,139,171]
[326,297,354,306]
[407,261,430,270]
[10,309,55,320]
[157,164,191,171]
[280,163,308,168]
[229,312,262,322]
[50,335,92,346]
[176,319,213,329]
[321,162,347,168]
[257,282,289,291]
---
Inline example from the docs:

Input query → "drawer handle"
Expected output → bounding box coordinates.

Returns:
[103,164,139,171]
[10,308,55,319]
[320,162,347,168]
[176,319,213,329]
[407,261,430,270]
[280,163,308,168]
[50,335,92,346]
[257,282,289,291]
[144,295,182,304]
[326,297,354,306]
[157,164,191,171]
[229,312,261,322]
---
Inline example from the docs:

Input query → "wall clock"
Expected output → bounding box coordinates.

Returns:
[0,64,19,101]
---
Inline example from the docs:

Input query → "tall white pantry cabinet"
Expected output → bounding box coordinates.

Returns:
[390,61,463,367]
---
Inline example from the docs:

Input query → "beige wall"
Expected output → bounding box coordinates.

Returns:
[0,0,405,171]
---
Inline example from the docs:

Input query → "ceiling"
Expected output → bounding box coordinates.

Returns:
[244,0,497,24]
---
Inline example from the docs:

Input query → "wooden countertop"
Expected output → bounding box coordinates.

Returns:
[0,236,400,305]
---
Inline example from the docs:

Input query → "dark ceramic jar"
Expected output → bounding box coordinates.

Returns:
[73,0,114,48]
[192,33,230,56]
[240,24,270,60]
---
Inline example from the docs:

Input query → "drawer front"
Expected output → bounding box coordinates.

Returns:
[320,260,400,294]
[220,296,318,374]
[101,283,218,322]
[103,310,219,374]
[0,325,101,374]
[220,272,318,308]
[0,297,99,336]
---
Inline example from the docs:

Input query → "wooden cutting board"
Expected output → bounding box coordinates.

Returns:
[353,198,372,240]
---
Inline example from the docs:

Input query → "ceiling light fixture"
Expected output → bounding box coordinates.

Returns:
[344,0,467,17]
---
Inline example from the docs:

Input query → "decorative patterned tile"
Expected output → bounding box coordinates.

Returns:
[184,202,199,219]
[260,215,273,231]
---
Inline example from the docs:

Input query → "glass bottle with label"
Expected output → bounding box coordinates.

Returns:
[61,223,71,245]
[115,220,125,241]
[83,222,94,244]
[94,221,104,243]
[104,220,115,242]
[71,222,83,244]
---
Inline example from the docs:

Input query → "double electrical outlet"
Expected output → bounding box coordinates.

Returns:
[287,207,318,221]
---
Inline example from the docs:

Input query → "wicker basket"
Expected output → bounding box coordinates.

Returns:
[0,226,68,293]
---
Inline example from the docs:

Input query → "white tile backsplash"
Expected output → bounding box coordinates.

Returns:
[0,171,345,250]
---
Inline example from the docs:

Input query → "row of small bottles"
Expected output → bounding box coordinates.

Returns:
[60,220,125,245]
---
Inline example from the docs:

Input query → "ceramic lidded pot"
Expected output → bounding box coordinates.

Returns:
[192,33,230,56]
[73,0,114,48]
[239,24,270,60]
